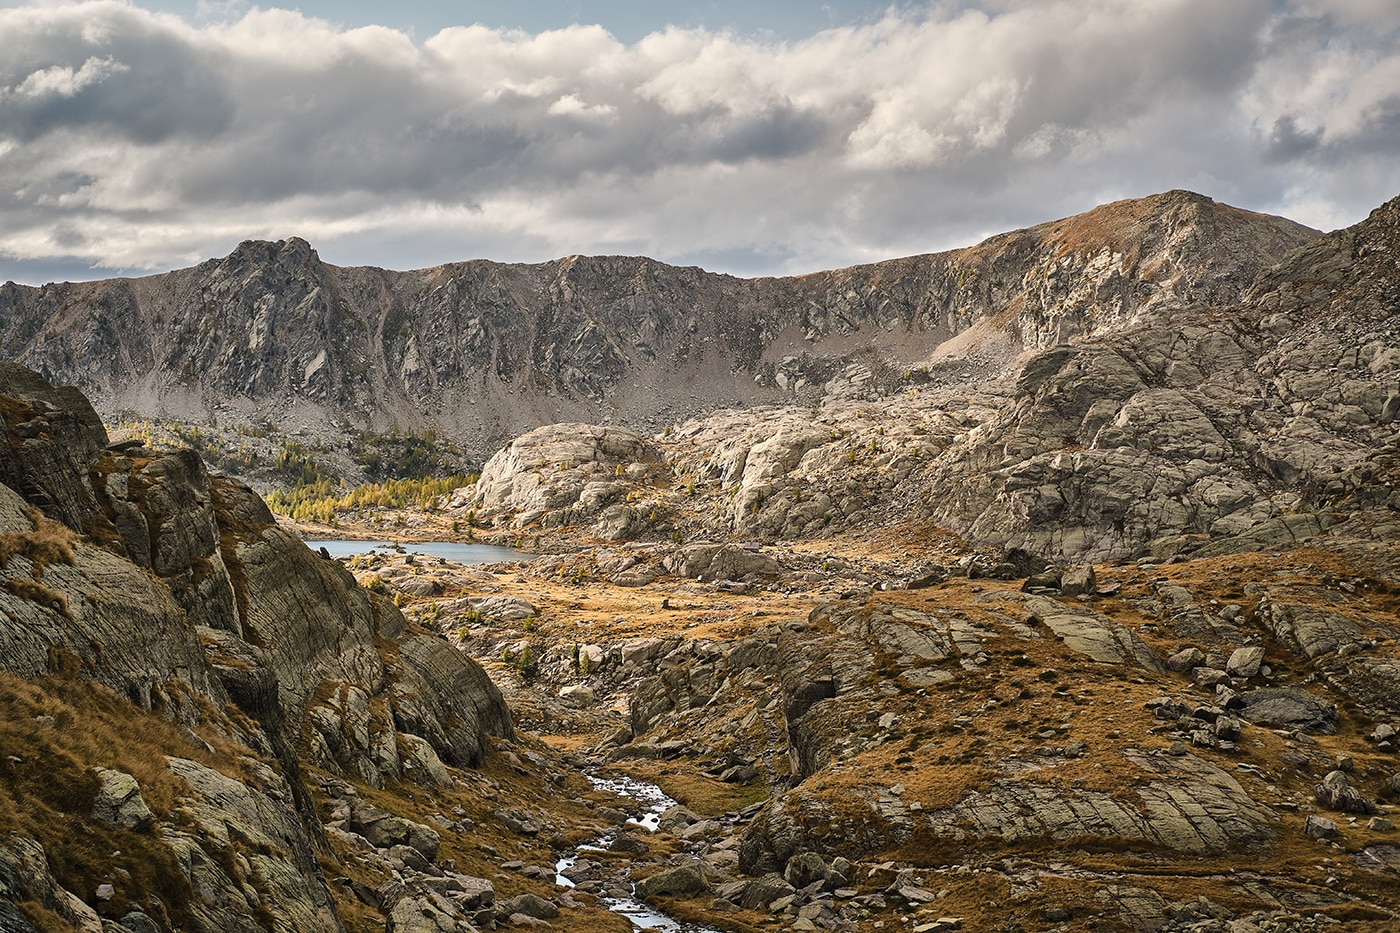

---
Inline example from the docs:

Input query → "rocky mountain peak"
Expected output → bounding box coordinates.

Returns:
[0,191,1324,464]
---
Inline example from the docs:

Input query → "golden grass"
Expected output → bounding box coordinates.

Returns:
[604,760,771,818]
[0,579,69,617]
[0,671,260,928]
[0,509,76,577]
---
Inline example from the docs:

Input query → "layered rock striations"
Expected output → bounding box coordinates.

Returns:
[0,365,513,932]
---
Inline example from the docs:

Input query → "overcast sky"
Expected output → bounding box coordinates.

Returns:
[2,0,1398,285]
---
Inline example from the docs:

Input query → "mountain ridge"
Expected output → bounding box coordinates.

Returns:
[0,190,1320,462]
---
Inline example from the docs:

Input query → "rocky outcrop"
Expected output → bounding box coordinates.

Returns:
[0,366,515,932]
[454,194,1400,564]
[467,423,668,535]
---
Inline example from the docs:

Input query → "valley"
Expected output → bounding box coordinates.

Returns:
[1,189,1398,933]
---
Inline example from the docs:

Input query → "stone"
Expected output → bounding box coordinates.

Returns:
[1059,565,1096,596]
[559,684,596,706]
[1226,646,1265,679]
[633,863,711,899]
[399,734,453,787]
[1022,571,1062,592]
[1304,815,1338,839]
[470,595,538,623]
[1192,667,1231,688]
[1239,687,1338,734]
[1216,685,1245,710]
[1213,716,1243,741]
[608,832,650,855]
[657,805,701,832]
[91,768,155,831]
[505,912,552,928]
[493,808,543,835]
[495,893,558,920]
[664,543,781,582]
[1369,816,1395,832]
[1315,772,1378,814]
[783,851,828,889]
[677,819,721,840]
[350,805,442,859]
[388,894,461,933]
[737,874,796,910]
[116,912,161,933]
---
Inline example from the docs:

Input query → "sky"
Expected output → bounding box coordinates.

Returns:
[1,0,1399,285]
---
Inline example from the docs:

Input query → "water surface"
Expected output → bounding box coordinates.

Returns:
[555,776,722,933]
[304,539,527,564]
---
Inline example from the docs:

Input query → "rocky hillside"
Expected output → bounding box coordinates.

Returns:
[0,364,640,933]
[452,192,1399,565]
[0,191,1316,467]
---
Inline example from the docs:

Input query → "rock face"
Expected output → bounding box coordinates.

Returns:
[0,192,1317,459]
[0,365,513,932]
[457,192,1400,566]
[468,423,669,535]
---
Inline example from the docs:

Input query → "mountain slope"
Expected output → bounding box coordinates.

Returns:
[458,192,1399,563]
[0,191,1318,460]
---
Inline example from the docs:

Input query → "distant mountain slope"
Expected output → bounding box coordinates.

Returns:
[0,191,1318,459]
[457,191,1399,563]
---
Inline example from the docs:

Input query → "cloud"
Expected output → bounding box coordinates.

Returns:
[14,55,127,98]
[0,0,1398,283]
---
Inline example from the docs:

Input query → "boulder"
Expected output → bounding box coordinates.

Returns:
[1226,646,1265,679]
[1193,667,1231,688]
[1239,687,1338,734]
[737,873,797,910]
[657,805,701,833]
[91,768,155,831]
[1167,647,1206,672]
[470,595,537,623]
[608,832,650,855]
[495,893,558,920]
[1303,815,1338,839]
[387,894,461,933]
[634,863,711,899]
[664,543,780,581]
[472,424,663,524]
[1314,772,1378,814]
[349,804,442,859]
[783,851,829,889]
[1059,565,1096,596]
[559,684,597,706]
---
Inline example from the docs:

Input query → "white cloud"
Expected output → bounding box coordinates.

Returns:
[0,0,1397,283]
[13,55,127,98]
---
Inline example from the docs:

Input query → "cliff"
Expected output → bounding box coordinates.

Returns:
[0,363,513,932]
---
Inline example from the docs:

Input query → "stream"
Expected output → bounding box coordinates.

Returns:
[554,776,723,933]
